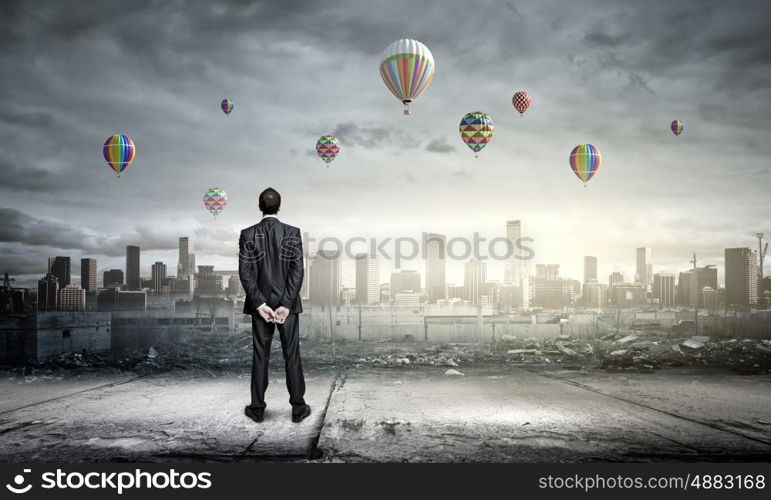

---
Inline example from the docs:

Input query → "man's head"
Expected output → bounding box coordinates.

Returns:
[259,187,281,215]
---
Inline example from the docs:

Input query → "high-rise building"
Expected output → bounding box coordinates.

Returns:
[59,284,86,312]
[583,256,597,284]
[80,258,97,292]
[48,256,71,288]
[609,272,624,289]
[37,274,59,311]
[536,264,560,280]
[425,233,446,303]
[725,248,758,306]
[464,259,487,306]
[654,272,676,309]
[355,254,379,305]
[151,261,167,291]
[676,271,697,307]
[636,247,653,291]
[103,269,124,288]
[309,250,341,306]
[390,270,421,297]
[504,220,522,286]
[126,245,140,290]
[177,237,196,280]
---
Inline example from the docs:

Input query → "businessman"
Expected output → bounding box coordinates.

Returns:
[238,187,310,423]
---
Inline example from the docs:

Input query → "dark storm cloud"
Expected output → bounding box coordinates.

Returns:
[425,137,456,154]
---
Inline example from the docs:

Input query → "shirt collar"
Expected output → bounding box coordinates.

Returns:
[262,214,278,220]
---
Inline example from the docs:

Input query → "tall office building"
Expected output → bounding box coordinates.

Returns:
[151,261,167,291]
[425,233,446,303]
[464,259,487,306]
[103,269,124,288]
[583,256,598,284]
[725,248,758,306]
[390,270,421,296]
[609,272,624,289]
[48,256,71,288]
[355,254,380,305]
[38,274,59,311]
[582,281,609,309]
[676,271,697,307]
[636,247,653,291]
[126,245,140,290]
[80,258,97,292]
[177,237,196,278]
[654,272,676,309]
[536,264,560,280]
[309,250,341,306]
[504,220,522,286]
[59,284,86,312]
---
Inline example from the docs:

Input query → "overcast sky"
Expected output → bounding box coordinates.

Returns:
[1,0,769,287]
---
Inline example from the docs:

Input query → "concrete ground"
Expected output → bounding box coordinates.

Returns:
[0,365,770,462]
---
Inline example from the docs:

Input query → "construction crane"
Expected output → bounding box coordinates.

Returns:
[2,272,15,289]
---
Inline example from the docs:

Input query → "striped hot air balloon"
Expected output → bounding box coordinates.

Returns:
[221,98,233,116]
[203,187,228,217]
[103,135,135,177]
[459,112,494,158]
[512,91,531,116]
[671,119,683,136]
[379,39,435,115]
[569,144,601,187]
[316,136,341,167]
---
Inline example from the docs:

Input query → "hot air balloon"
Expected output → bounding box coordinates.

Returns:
[221,98,233,116]
[103,135,135,177]
[203,187,228,217]
[459,112,494,158]
[380,39,435,115]
[316,135,341,167]
[512,91,531,116]
[671,119,683,136]
[569,144,601,187]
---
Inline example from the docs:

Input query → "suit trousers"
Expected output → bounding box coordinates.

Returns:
[250,313,306,410]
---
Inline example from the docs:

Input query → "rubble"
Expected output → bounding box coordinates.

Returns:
[444,369,464,376]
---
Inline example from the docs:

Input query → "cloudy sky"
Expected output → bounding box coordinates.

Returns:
[1,0,769,288]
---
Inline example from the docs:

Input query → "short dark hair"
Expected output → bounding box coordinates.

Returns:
[258,187,281,214]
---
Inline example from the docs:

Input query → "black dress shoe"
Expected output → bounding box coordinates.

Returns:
[292,404,311,423]
[245,406,264,423]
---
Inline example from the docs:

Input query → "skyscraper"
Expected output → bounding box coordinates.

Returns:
[464,259,487,306]
[504,220,522,286]
[126,245,140,290]
[48,256,71,287]
[151,261,167,291]
[355,253,380,305]
[80,258,97,292]
[177,237,196,278]
[38,274,59,311]
[425,233,446,303]
[583,256,598,284]
[609,272,624,289]
[309,250,341,306]
[636,247,652,291]
[654,272,676,309]
[725,248,758,306]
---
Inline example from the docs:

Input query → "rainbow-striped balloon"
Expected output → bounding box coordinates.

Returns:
[203,187,228,217]
[316,135,341,167]
[221,98,233,115]
[671,119,683,136]
[103,135,135,177]
[569,144,601,186]
[459,112,494,157]
[380,39,435,115]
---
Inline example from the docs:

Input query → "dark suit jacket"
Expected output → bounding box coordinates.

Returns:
[238,217,304,315]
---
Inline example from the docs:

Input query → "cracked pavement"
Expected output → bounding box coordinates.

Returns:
[0,366,769,462]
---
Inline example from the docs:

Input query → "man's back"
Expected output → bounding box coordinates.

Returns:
[239,217,304,315]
